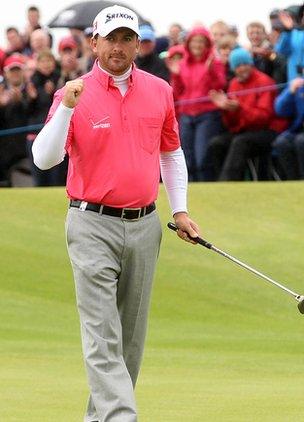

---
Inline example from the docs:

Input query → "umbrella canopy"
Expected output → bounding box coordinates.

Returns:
[48,0,149,30]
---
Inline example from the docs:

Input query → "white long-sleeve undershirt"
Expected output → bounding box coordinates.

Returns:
[160,148,188,215]
[32,102,188,215]
[32,102,73,170]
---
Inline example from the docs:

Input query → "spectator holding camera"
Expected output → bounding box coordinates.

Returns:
[272,77,304,179]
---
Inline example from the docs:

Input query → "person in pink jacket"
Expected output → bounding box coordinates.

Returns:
[169,26,226,181]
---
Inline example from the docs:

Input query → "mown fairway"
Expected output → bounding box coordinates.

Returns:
[1,183,303,421]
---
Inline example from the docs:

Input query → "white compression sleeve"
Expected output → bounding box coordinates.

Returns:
[32,103,74,170]
[160,147,188,215]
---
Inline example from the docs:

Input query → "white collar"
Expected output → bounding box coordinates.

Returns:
[98,62,132,82]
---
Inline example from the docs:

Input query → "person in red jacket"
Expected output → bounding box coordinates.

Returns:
[208,48,287,180]
[169,26,226,181]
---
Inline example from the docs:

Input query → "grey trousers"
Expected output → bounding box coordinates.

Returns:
[65,207,162,422]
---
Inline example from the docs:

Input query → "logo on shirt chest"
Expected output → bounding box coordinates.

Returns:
[90,116,111,129]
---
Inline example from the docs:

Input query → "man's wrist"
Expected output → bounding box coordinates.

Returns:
[173,211,188,218]
[61,100,75,110]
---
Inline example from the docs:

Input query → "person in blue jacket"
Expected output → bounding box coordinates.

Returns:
[274,6,304,81]
[272,77,304,179]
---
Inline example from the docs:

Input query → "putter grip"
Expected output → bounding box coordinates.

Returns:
[167,222,212,249]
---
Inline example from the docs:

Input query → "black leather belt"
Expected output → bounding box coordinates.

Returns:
[70,200,156,220]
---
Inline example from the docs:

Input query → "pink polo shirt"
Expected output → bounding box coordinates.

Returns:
[46,62,180,207]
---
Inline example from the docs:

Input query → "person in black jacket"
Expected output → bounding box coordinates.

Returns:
[26,49,67,186]
[135,24,169,82]
[0,55,28,186]
[247,21,287,86]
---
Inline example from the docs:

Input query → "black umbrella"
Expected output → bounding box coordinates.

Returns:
[48,0,149,30]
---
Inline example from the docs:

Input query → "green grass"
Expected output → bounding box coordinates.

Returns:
[1,183,304,421]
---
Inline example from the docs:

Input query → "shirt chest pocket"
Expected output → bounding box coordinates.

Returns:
[139,117,162,154]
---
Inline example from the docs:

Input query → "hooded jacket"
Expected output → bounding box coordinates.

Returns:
[170,26,226,116]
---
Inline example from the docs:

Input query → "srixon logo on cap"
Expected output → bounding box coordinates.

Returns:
[105,13,134,24]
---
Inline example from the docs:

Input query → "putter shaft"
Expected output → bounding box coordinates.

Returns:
[167,222,301,301]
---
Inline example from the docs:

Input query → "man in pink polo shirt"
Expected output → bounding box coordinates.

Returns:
[32,5,199,422]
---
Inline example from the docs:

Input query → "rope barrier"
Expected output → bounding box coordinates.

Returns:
[0,82,289,137]
[0,123,43,137]
[174,82,288,106]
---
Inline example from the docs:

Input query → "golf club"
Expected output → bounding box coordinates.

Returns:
[167,222,304,314]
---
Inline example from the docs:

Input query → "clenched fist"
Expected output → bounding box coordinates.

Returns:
[62,79,84,108]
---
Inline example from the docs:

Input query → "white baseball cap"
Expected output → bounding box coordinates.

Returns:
[93,5,140,38]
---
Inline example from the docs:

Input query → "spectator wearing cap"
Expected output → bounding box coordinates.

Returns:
[135,24,169,82]
[208,48,287,181]
[274,6,304,80]
[26,49,64,186]
[169,26,226,181]
[68,28,84,57]
[57,36,83,88]
[58,36,78,53]
[272,77,304,179]
[0,55,29,186]
[246,21,287,85]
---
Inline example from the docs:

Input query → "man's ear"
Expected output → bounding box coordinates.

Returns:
[135,37,140,52]
[90,36,98,52]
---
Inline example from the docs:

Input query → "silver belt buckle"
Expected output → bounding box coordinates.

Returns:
[122,207,142,220]
[79,201,88,211]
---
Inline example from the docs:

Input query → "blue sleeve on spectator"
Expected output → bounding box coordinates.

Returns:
[275,31,292,57]
[275,87,295,117]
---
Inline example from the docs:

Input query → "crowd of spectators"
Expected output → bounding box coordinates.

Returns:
[1,4,304,187]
